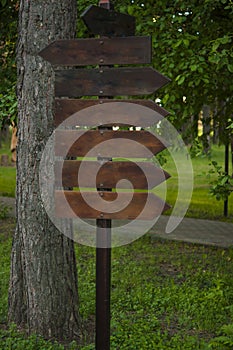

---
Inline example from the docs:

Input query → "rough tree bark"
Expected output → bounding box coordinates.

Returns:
[231,135,233,178]
[8,0,82,341]
[202,104,211,154]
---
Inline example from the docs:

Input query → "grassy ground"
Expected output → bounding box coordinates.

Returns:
[0,166,16,197]
[154,145,232,221]
[0,143,232,220]
[0,140,16,197]
[0,141,232,348]
[0,219,233,349]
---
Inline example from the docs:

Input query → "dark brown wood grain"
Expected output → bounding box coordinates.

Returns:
[55,160,170,189]
[55,190,170,220]
[55,67,170,97]
[39,36,151,66]
[55,130,168,158]
[54,99,169,127]
[81,5,135,37]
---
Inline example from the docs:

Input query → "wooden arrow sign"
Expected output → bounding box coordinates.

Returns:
[55,160,170,189]
[81,5,135,37]
[54,99,169,127]
[55,67,170,97]
[55,130,168,158]
[55,190,170,220]
[39,36,151,66]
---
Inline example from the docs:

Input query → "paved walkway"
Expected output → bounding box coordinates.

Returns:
[149,215,233,248]
[1,196,233,248]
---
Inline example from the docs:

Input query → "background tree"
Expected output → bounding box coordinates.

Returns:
[0,0,18,130]
[116,0,232,142]
[2,0,232,145]
[8,0,82,341]
[116,0,233,212]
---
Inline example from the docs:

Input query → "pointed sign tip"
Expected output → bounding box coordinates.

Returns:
[81,5,135,37]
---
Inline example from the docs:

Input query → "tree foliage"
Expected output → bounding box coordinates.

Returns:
[0,0,18,127]
[115,0,233,144]
[0,0,18,87]
[209,160,233,201]
[0,0,232,139]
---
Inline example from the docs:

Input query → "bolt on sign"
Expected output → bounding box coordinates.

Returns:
[39,1,171,349]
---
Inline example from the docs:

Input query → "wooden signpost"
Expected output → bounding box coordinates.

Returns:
[55,191,170,220]
[39,1,171,349]
[55,160,170,189]
[81,4,135,36]
[39,36,151,66]
[54,98,169,127]
[55,67,170,97]
[54,129,168,158]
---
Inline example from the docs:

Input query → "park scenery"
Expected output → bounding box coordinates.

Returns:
[0,0,233,349]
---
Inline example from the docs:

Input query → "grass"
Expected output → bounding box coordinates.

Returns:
[154,145,233,221]
[0,143,232,220]
[0,139,12,158]
[0,167,16,197]
[0,143,232,348]
[0,140,16,197]
[0,219,15,323]
[0,219,233,349]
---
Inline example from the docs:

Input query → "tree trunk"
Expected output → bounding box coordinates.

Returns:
[8,0,82,341]
[202,104,211,154]
[0,126,10,147]
[212,104,219,145]
[231,135,233,178]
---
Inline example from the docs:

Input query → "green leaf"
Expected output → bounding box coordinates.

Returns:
[212,41,220,51]
[220,35,230,44]
[174,39,183,48]
[202,77,209,84]
[227,64,233,73]
[127,6,134,16]
[190,64,197,72]
[208,54,220,64]
[220,176,229,185]
[1,0,7,6]
[177,76,185,85]
[183,39,189,47]
[162,93,169,104]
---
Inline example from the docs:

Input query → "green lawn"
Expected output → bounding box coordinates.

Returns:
[0,144,232,220]
[0,220,233,349]
[0,141,16,197]
[0,144,233,349]
[154,145,232,221]
[0,166,16,197]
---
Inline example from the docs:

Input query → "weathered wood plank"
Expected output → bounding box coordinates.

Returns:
[81,5,135,37]
[55,190,170,220]
[55,130,167,158]
[39,36,151,66]
[54,99,169,127]
[55,160,170,189]
[55,67,170,97]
